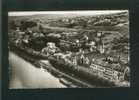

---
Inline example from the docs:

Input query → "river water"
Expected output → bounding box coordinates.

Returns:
[9,52,66,89]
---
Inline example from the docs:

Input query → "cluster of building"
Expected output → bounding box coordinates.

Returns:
[38,35,129,83]
[49,12,128,28]
[9,24,129,84]
[40,41,129,83]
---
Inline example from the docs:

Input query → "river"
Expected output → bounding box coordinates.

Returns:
[9,52,66,89]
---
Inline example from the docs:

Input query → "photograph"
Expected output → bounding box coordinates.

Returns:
[8,10,130,89]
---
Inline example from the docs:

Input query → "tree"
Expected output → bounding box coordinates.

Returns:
[20,20,37,31]
[39,25,43,33]
[9,20,17,30]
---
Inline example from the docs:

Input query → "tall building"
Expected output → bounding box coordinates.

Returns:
[97,32,105,54]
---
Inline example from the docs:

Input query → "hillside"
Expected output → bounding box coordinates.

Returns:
[8,11,130,87]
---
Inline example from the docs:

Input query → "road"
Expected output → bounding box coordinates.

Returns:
[42,24,96,32]
[42,24,119,32]
[9,52,66,89]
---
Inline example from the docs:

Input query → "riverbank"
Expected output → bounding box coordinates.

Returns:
[9,51,66,89]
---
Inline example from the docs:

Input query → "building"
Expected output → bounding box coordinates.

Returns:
[41,42,60,56]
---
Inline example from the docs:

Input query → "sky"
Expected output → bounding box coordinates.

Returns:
[8,10,128,16]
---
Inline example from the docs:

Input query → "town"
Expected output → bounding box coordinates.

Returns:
[8,11,130,88]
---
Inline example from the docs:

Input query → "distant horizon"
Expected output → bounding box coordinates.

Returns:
[8,10,128,16]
